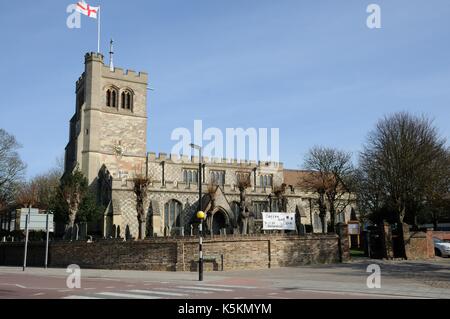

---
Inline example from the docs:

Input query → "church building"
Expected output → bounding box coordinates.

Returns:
[64,52,355,239]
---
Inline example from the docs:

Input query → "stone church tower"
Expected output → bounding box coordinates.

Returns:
[64,52,149,186]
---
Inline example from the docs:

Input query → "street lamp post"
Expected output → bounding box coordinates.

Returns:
[190,143,204,281]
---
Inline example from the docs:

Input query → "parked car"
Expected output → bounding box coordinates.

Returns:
[433,237,450,257]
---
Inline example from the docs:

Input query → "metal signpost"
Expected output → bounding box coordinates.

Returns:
[45,212,50,269]
[20,209,54,271]
[190,143,205,282]
[22,208,31,272]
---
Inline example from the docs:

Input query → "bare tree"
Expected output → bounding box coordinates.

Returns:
[16,180,39,209]
[358,112,449,258]
[272,183,288,212]
[205,182,219,234]
[133,174,150,240]
[359,112,448,227]
[60,168,88,233]
[30,168,62,210]
[0,129,26,207]
[303,147,354,233]
[236,173,251,234]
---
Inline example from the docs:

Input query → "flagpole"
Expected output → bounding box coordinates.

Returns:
[97,6,101,53]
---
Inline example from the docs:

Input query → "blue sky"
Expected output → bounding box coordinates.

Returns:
[0,0,449,178]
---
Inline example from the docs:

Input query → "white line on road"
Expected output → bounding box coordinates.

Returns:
[196,284,257,289]
[0,284,27,289]
[64,295,102,299]
[128,289,187,297]
[155,288,211,294]
[96,292,162,299]
[177,286,233,292]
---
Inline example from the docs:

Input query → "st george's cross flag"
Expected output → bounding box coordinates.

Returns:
[76,1,99,19]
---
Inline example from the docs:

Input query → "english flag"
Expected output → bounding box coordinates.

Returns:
[76,1,99,19]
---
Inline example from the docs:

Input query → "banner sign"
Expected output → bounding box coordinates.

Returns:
[263,213,296,231]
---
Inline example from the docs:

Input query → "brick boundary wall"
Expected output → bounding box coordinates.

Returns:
[0,232,350,271]
[431,231,450,241]
[405,230,450,260]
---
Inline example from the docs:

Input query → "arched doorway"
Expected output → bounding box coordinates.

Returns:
[212,210,227,235]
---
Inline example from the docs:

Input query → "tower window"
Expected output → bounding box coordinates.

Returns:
[121,92,126,109]
[121,90,133,110]
[106,90,111,107]
[112,90,117,107]
[106,88,118,108]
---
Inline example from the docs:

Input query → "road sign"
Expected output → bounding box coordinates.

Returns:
[20,212,54,232]
[263,213,296,231]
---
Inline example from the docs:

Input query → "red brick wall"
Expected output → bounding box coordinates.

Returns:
[431,231,450,241]
[0,234,344,271]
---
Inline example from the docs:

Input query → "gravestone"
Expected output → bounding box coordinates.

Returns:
[72,224,79,241]
[125,225,132,241]
[79,223,87,240]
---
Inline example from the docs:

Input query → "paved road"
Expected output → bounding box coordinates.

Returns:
[0,258,449,299]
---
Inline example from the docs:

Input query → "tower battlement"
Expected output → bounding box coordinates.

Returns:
[102,66,148,83]
[83,52,148,83]
[75,73,85,92]
[85,52,104,62]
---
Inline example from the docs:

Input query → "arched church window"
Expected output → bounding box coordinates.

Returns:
[260,174,273,188]
[121,92,126,109]
[183,169,198,184]
[126,92,132,110]
[111,90,117,107]
[106,89,111,107]
[164,200,183,230]
[120,90,133,110]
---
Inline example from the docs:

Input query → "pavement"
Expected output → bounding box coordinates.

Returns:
[0,258,449,299]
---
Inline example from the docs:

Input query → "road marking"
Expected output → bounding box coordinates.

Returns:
[83,288,96,290]
[268,296,291,299]
[0,284,27,289]
[197,284,257,289]
[33,293,46,296]
[64,295,102,299]
[155,288,211,294]
[105,287,115,289]
[177,286,233,292]
[289,288,421,299]
[128,289,187,297]
[96,292,162,299]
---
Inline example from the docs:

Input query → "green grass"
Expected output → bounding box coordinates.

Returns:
[350,249,366,258]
